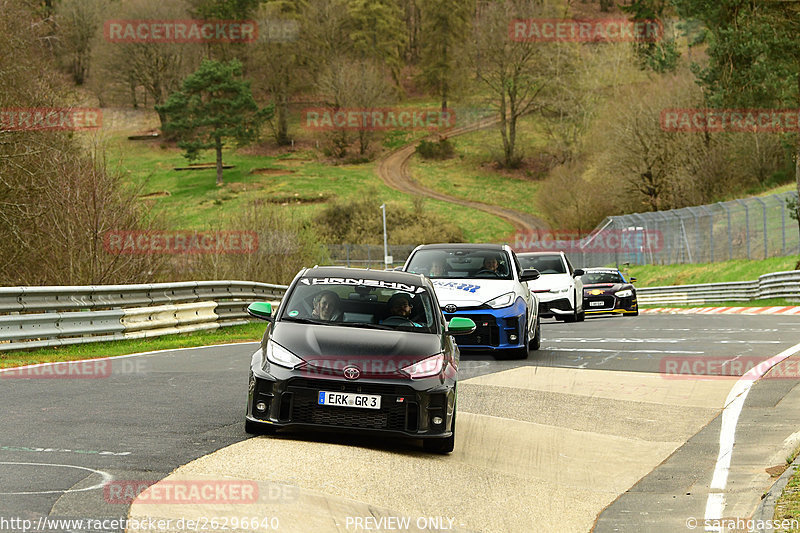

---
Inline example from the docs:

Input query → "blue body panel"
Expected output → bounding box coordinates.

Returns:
[443,297,528,352]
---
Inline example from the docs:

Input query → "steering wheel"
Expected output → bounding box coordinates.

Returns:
[475,269,499,278]
[381,316,416,326]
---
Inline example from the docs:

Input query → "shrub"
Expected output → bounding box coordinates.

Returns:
[416,138,455,160]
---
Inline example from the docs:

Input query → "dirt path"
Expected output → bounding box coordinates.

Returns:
[376,117,548,233]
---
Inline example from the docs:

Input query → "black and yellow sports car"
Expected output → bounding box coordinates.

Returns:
[580,268,638,316]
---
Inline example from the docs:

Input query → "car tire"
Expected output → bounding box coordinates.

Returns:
[529,318,541,350]
[424,404,456,454]
[577,309,585,322]
[509,320,530,359]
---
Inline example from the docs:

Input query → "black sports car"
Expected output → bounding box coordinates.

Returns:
[244,266,475,454]
[580,268,638,316]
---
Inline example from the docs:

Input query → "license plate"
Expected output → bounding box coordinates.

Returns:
[318,391,381,409]
[590,301,605,307]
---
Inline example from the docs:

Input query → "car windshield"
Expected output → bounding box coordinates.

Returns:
[279,276,438,333]
[581,271,625,284]
[518,254,566,274]
[405,248,513,280]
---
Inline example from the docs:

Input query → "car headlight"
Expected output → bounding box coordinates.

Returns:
[485,292,515,308]
[616,289,633,298]
[266,341,304,369]
[400,353,445,379]
[549,287,570,294]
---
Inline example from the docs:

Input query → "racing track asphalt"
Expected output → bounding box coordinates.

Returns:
[2,313,800,532]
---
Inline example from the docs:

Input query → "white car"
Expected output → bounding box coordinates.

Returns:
[402,244,541,359]
[517,251,584,322]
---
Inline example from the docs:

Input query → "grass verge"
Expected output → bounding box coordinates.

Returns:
[0,322,265,369]
[626,256,798,287]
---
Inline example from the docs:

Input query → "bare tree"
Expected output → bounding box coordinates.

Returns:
[54,0,105,85]
[471,0,575,168]
[92,0,202,126]
[316,58,394,158]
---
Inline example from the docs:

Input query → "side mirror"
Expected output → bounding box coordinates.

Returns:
[630,277,637,283]
[520,268,540,282]
[446,317,476,336]
[573,268,585,277]
[247,302,274,322]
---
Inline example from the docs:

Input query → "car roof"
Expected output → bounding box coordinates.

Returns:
[413,243,507,251]
[583,267,620,272]
[301,266,427,285]
[516,251,565,257]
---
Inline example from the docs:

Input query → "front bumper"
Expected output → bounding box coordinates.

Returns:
[535,294,575,318]
[247,367,455,439]
[584,294,638,315]
[442,298,527,352]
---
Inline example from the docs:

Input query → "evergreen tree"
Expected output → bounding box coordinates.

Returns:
[156,59,273,186]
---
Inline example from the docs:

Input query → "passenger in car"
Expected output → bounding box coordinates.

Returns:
[380,293,422,326]
[311,290,343,321]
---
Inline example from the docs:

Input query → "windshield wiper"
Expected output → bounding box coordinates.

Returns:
[336,322,395,330]
[281,316,328,325]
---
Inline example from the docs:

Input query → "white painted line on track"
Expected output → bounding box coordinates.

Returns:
[0,462,113,495]
[704,340,800,528]
[545,348,703,354]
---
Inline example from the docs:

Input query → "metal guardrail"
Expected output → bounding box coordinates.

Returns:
[637,270,800,305]
[2,271,797,351]
[0,281,288,352]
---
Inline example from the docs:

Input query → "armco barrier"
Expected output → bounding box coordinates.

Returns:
[637,270,800,306]
[0,281,287,352]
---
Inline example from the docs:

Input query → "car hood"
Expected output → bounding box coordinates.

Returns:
[431,279,516,307]
[583,283,624,293]
[271,322,441,359]
[527,273,574,292]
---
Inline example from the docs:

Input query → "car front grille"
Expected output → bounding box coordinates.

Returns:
[586,296,615,309]
[286,378,416,432]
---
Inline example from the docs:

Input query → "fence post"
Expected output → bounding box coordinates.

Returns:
[754,197,768,259]
[776,193,787,256]
[701,205,713,262]
[736,199,751,260]
[717,202,733,260]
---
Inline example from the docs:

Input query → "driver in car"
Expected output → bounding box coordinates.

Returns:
[478,255,502,276]
[312,290,343,321]
[380,293,422,326]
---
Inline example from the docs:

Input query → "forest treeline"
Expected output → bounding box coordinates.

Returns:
[2,0,798,284]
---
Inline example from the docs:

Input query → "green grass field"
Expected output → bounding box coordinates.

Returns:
[103,117,511,242]
[627,256,798,287]
[0,322,266,369]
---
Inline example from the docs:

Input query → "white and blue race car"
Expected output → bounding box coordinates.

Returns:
[402,244,541,359]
